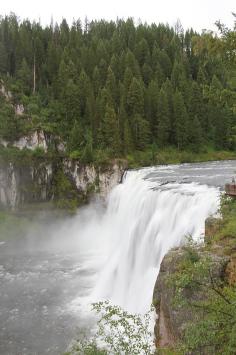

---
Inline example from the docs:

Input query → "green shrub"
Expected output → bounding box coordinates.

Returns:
[67,301,154,355]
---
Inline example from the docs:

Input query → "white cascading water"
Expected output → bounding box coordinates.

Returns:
[75,167,220,314]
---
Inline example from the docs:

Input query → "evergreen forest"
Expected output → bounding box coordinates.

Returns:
[0,14,236,163]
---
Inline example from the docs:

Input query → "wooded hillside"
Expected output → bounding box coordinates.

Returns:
[0,14,236,162]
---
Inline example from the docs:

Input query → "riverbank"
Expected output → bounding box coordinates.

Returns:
[125,147,236,168]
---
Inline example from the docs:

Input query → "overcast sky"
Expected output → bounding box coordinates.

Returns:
[1,0,235,32]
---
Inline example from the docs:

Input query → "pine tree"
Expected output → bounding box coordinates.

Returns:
[68,120,84,152]
[214,106,232,149]
[171,60,186,89]
[0,42,7,73]
[145,80,160,139]
[163,79,174,143]
[123,68,133,105]
[62,79,80,126]
[197,67,207,86]
[173,90,188,149]
[154,62,165,86]
[123,118,134,153]
[98,58,107,87]
[102,104,120,154]
[142,63,153,86]
[106,66,117,105]
[110,54,121,80]
[118,96,127,151]
[125,49,141,79]
[135,38,150,67]
[81,130,94,163]
[92,66,101,96]
[188,115,202,152]
[78,69,91,118]
[157,88,171,146]
[211,74,223,91]
[189,82,206,133]
[127,77,144,116]
[132,114,150,150]
[158,50,172,78]
[17,58,32,94]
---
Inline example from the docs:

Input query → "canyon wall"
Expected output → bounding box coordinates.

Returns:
[0,158,125,210]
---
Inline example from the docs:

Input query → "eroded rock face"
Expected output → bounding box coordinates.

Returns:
[0,159,126,209]
[0,130,50,152]
[0,162,53,209]
[153,248,229,349]
[98,164,124,198]
[13,131,48,152]
[153,249,185,348]
[0,83,12,101]
[15,104,24,115]
[63,160,125,198]
[225,257,236,285]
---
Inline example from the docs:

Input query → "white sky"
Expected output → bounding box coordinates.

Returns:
[1,0,235,32]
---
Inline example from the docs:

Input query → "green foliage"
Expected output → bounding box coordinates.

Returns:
[168,242,236,354]
[67,301,154,355]
[213,196,236,243]
[93,149,111,167]
[0,96,25,141]
[52,169,79,210]
[66,339,107,355]
[0,146,53,166]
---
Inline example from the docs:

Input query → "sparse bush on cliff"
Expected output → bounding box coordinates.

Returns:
[52,169,79,211]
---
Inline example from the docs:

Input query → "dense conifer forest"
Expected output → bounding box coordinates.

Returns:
[0,14,236,163]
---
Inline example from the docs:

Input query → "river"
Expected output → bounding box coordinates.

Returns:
[1,160,236,354]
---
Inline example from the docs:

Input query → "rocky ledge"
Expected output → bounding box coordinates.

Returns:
[153,248,229,349]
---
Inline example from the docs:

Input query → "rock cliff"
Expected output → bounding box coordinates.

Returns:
[0,161,53,209]
[63,159,125,198]
[0,159,126,210]
[153,248,229,350]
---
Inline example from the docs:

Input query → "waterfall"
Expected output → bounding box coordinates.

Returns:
[78,167,220,314]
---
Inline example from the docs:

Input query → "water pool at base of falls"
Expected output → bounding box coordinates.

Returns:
[1,160,236,354]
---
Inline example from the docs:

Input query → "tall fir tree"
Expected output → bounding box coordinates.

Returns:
[173,90,188,149]
[102,104,120,154]
[157,88,171,146]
